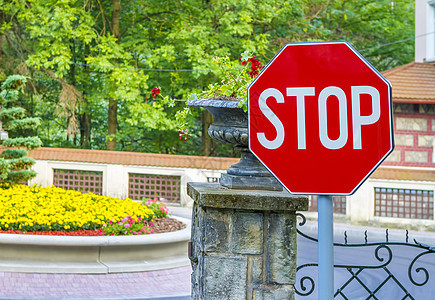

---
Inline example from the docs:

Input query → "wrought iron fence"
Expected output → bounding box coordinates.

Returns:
[296,213,435,299]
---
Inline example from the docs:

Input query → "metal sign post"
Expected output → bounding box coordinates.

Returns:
[318,195,334,299]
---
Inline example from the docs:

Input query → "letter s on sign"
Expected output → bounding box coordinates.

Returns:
[257,88,285,150]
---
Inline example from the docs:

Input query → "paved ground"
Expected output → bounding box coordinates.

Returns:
[0,205,433,299]
[0,266,192,299]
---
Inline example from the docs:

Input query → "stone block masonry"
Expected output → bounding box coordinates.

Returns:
[386,111,434,167]
[187,182,308,300]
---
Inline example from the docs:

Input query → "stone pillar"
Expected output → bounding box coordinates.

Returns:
[188,182,308,300]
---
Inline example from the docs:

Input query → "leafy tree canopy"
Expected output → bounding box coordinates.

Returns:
[0,0,414,156]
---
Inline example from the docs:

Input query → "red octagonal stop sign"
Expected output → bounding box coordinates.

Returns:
[248,41,394,195]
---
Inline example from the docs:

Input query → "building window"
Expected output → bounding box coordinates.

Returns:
[308,195,347,215]
[53,169,103,194]
[128,173,181,203]
[374,188,434,220]
[207,177,219,183]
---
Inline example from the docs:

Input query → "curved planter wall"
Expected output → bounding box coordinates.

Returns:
[0,217,191,274]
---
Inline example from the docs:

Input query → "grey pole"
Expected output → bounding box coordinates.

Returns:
[318,195,334,299]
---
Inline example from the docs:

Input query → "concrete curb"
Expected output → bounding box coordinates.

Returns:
[0,216,191,274]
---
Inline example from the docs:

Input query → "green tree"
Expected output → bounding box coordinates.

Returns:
[1,0,172,150]
[0,75,42,184]
[0,0,414,156]
[301,0,415,71]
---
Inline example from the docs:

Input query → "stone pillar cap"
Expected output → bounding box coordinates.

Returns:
[187,182,308,212]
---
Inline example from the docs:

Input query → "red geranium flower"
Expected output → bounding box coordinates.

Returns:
[151,87,161,99]
[240,55,263,78]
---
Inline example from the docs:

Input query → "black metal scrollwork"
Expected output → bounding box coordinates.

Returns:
[295,213,435,299]
[407,240,435,287]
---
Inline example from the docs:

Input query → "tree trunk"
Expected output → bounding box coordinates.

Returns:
[80,113,91,148]
[107,99,118,150]
[107,0,121,151]
[80,44,91,149]
[202,110,213,156]
[112,0,121,38]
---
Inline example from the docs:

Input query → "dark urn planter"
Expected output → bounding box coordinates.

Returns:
[188,99,283,191]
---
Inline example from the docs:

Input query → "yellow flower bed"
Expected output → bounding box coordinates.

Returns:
[0,185,154,232]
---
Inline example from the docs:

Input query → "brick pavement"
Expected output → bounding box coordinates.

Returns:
[0,266,191,299]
